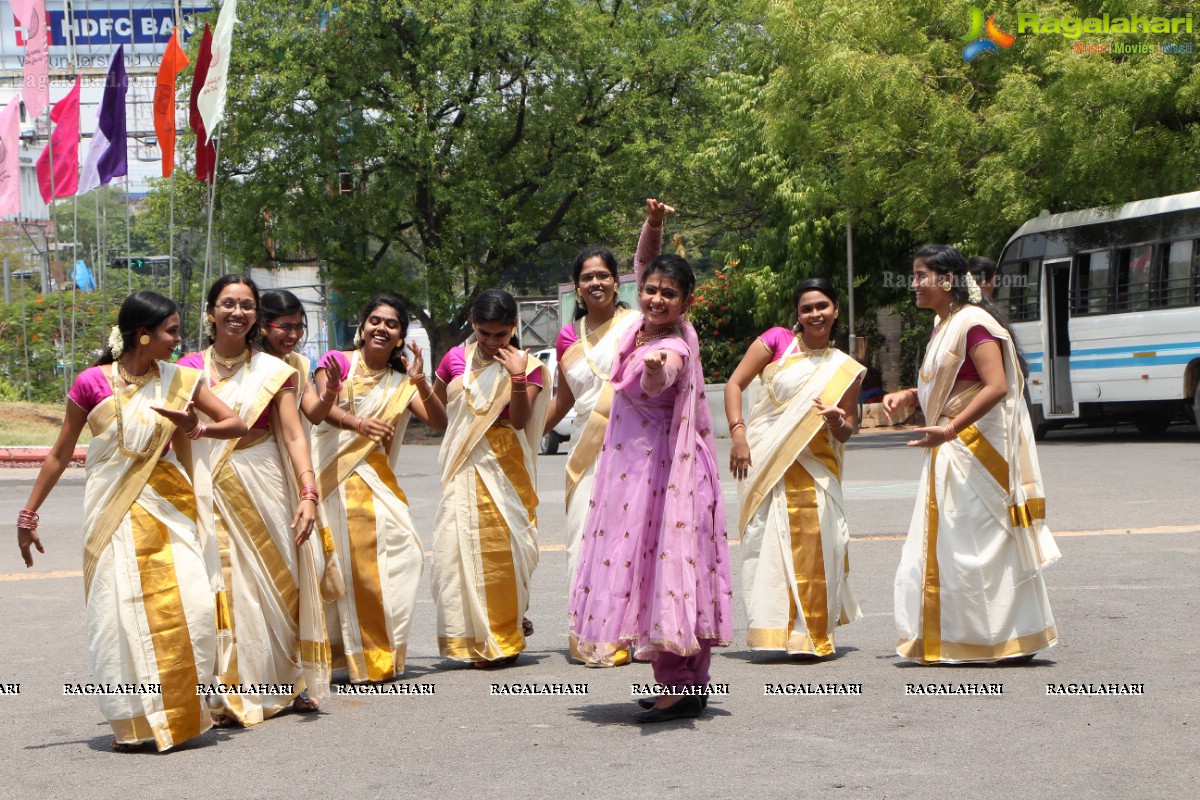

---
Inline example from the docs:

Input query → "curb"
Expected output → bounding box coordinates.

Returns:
[0,447,87,467]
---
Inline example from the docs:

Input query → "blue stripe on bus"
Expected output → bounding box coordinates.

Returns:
[1069,352,1200,370]
[1069,341,1200,357]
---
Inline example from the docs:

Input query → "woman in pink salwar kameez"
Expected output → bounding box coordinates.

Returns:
[569,253,732,723]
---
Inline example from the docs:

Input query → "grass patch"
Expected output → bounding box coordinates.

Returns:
[0,401,92,447]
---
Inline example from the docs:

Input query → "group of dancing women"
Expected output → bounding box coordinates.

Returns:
[16,200,1060,747]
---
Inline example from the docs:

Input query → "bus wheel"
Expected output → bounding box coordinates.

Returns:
[540,431,563,455]
[1134,414,1170,435]
[1193,379,1200,429]
[1030,406,1049,441]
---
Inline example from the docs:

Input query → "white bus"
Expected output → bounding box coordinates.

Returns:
[997,192,1200,438]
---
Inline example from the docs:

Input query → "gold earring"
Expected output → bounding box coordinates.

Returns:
[139,334,151,346]
[941,282,953,292]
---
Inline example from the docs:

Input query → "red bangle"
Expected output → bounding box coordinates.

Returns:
[510,372,527,383]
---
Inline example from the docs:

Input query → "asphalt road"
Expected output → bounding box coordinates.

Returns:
[1,422,1196,799]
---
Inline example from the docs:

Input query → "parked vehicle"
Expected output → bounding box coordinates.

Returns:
[534,348,575,454]
[997,192,1200,438]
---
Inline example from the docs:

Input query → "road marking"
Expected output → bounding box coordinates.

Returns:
[6,525,1196,581]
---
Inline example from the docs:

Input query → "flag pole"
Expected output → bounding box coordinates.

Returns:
[44,101,70,398]
[124,172,133,292]
[203,133,220,291]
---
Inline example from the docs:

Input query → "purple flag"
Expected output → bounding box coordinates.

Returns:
[95,45,129,185]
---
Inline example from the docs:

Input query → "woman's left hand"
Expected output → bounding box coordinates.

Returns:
[908,425,956,448]
[152,400,199,433]
[493,345,527,376]
[400,342,425,380]
[813,398,846,429]
[291,498,317,545]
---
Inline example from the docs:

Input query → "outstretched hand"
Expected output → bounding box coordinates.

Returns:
[152,400,198,433]
[643,350,668,373]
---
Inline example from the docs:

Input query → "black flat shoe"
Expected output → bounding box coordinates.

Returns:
[996,653,1037,665]
[634,694,705,723]
[637,694,708,710]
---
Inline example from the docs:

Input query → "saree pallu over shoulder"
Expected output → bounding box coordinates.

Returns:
[432,349,550,662]
[561,309,640,501]
[896,306,1059,664]
[738,347,864,656]
[917,306,1059,577]
[738,349,864,532]
[82,362,203,599]
[203,350,299,472]
[311,359,423,682]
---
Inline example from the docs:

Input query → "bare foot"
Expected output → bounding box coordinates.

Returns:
[211,714,242,728]
[111,740,148,753]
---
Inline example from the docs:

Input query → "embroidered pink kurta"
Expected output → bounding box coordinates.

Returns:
[568,320,732,661]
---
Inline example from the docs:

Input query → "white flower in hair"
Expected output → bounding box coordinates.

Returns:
[353,329,364,348]
[965,272,983,304]
[108,326,125,358]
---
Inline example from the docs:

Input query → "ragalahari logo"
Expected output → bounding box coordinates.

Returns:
[962,7,1016,62]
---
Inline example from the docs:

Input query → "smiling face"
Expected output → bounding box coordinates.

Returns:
[911,258,953,314]
[639,273,692,330]
[140,312,182,361]
[264,311,306,356]
[360,304,403,356]
[795,289,837,345]
[209,282,257,346]
[576,255,618,312]
[472,320,514,357]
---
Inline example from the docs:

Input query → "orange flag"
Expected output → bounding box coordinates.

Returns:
[153,30,190,178]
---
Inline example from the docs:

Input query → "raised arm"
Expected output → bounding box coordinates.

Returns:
[635,198,675,284]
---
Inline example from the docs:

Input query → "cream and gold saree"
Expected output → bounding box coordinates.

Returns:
[739,341,865,656]
[311,352,423,683]
[193,349,320,722]
[895,306,1060,663]
[81,362,218,751]
[432,348,549,662]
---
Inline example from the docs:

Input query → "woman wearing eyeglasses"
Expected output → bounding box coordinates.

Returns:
[178,274,325,725]
[310,295,446,683]
[259,289,344,426]
[545,199,671,665]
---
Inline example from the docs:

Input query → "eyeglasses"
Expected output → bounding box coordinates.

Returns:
[265,322,306,335]
[579,271,616,284]
[216,299,257,312]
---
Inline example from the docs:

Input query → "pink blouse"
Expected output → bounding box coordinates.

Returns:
[67,366,115,412]
[758,327,798,363]
[177,352,295,430]
[957,325,1000,382]
[435,345,544,420]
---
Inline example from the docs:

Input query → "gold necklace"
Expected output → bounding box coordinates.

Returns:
[357,349,388,378]
[794,333,830,357]
[462,345,504,416]
[117,359,157,388]
[471,346,495,370]
[110,365,164,460]
[210,347,249,368]
[766,344,832,407]
[635,326,671,349]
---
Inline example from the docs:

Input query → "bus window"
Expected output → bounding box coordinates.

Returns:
[1115,245,1153,312]
[1163,240,1194,307]
[1074,251,1111,315]
[999,260,1040,321]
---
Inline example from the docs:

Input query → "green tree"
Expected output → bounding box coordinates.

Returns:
[170,0,751,361]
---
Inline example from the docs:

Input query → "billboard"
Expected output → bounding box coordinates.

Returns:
[2,1,210,75]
